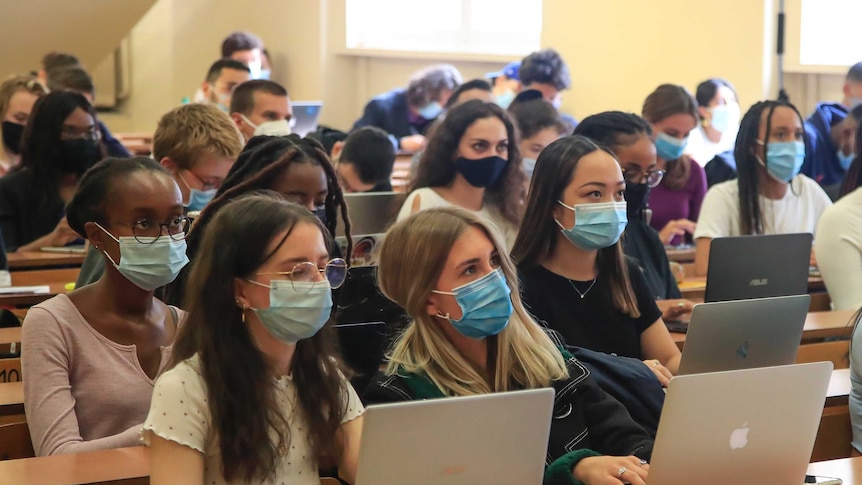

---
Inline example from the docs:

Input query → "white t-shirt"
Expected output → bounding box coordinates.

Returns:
[397,187,518,249]
[685,124,738,167]
[694,175,832,239]
[815,187,862,310]
[142,354,364,485]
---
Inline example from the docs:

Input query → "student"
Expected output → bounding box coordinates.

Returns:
[332,126,395,193]
[688,79,741,188]
[519,49,577,128]
[512,135,681,381]
[398,100,524,248]
[22,157,189,455]
[804,103,862,197]
[815,185,862,311]
[694,100,832,276]
[261,47,273,80]
[229,79,293,142]
[36,51,80,86]
[507,94,568,180]
[574,112,694,321]
[46,66,131,158]
[163,135,351,307]
[0,92,105,252]
[364,207,653,485]
[352,64,462,151]
[0,74,47,175]
[641,84,706,246]
[75,103,243,288]
[444,79,495,108]
[221,30,266,79]
[840,122,862,197]
[199,59,251,113]
[145,194,361,484]
[487,61,521,108]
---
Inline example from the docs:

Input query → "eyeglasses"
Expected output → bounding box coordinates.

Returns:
[621,168,665,188]
[257,258,348,292]
[110,216,194,244]
[60,126,101,142]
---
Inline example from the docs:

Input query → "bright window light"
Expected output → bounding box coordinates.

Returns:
[799,0,862,66]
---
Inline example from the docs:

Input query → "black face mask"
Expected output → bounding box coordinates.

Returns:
[454,155,507,188]
[624,182,651,220]
[57,139,100,174]
[313,206,328,226]
[1,121,25,155]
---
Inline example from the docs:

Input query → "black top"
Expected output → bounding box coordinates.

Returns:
[622,220,681,300]
[0,168,64,251]
[518,259,662,360]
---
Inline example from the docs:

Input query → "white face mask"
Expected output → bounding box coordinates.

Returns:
[240,114,292,137]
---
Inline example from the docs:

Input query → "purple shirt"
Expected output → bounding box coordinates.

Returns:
[648,160,707,246]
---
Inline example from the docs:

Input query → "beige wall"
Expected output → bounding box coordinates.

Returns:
[100,0,814,135]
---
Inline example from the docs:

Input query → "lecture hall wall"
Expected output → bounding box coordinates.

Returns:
[0,0,842,134]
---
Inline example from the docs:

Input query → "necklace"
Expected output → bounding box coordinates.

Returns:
[567,278,597,299]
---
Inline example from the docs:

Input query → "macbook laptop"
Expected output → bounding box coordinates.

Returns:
[647,362,833,485]
[705,233,812,302]
[290,101,323,137]
[677,294,810,375]
[355,388,554,485]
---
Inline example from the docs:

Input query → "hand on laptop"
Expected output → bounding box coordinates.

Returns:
[658,219,696,245]
[399,134,426,152]
[643,359,673,387]
[657,299,694,321]
[572,455,648,485]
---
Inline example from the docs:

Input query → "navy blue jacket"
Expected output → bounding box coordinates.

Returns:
[802,102,847,186]
[352,89,431,147]
[99,121,131,158]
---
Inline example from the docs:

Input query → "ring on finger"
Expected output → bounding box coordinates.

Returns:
[618,466,627,478]
[639,459,648,467]
[652,360,660,368]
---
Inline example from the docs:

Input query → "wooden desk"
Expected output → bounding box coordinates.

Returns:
[0,282,66,307]
[678,275,827,301]
[0,326,21,346]
[0,446,150,484]
[7,251,85,270]
[671,309,857,351]
[808,456,862,481]
[0,381,23,416]
[665,246,696,263]
[827,368,850,408]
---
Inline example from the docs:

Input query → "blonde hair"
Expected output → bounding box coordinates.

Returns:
[377,207,568,396]
[152,103,243,169]
[0,74,47,156]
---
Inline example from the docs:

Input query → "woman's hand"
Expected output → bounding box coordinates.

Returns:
[642,359,673,387]
[49,218,80,247]
[656,299,694,321]
[572,455,649,485]
[659,219,697,245]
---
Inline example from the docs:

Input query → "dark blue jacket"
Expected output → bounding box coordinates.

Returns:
[98,121,131,158]
[802,102,847,186]
[351,89,431,147]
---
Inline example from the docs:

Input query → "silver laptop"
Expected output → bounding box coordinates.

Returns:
[677,294,810,375]
[335,191,405,238]
[648,362,833,485]
[355,388,554,485]
[290,101,323,137]
[705,233,813,302]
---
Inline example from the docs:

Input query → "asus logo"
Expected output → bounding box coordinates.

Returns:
[749,278,768,287]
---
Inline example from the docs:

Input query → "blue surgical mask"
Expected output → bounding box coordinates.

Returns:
[187,188,216,211]
[96,223,189,291]
[432,268,512,339]
[555,200,628,250]
[211,89,230,113]
[757,140,805,183]
[838,150,855,171]
[655,132,688,161]
[417,101,443,120]
[495,89,517,109]
[709,103,740,134]
[522,157,537,179]
[249,280,332,344]
[259,68,271,81]
[454,155,507,188]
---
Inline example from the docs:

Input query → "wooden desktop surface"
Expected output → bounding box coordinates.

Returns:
[808,455,862,481]
[7,251,85,270]
[0,326,21,345]
[665,246,696,263]
[0,380,23,416]
[671,309,855,349]
[827,368,850,407]
[0,445,150,484]
[0,282,67,307]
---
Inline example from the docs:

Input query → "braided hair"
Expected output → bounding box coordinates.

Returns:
[164,134,352,306]
[734,100,805,235]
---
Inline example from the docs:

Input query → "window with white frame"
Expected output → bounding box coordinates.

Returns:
[798,0,862,66]
[345,0,542,57]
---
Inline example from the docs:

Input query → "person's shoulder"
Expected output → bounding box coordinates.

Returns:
[0,168,34,190]
[706,179,739,198]
[156,355,205,392]
[370,89,406,105]
[795,175,832,202]
[25,294,76,324]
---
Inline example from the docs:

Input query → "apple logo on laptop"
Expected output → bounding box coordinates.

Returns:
[736,341,750,359]
[730,422,749,450]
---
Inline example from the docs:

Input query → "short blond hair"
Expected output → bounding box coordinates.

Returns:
[152,104,243,169]
[0,74,47,155]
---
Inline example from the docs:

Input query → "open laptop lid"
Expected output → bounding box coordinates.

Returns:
[335,192,405,238]
[355,388,554,485]
[290,101,323,137]
[705,233,813,302]
[678,294,810,375]
[648,362,832,485]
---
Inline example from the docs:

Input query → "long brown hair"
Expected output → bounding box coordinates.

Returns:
[511,135,640,318]
[410,100,525,226]
[169,193,350,482]
[642,84,698,191]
